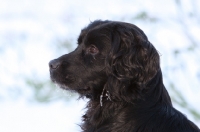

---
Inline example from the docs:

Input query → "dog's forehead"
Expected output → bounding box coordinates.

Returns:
[77,21,110,44]
[86,29,111,48]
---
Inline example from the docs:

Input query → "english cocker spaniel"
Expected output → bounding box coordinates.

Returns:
[49,20,200,132]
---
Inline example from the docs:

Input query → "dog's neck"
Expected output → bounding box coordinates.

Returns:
[81,70,173,131]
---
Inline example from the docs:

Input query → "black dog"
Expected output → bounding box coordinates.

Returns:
[49,20,200,132]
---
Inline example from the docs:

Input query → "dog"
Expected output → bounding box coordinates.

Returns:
[49,20,200,132]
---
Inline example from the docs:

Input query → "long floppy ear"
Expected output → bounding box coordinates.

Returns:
[105,24,160,103]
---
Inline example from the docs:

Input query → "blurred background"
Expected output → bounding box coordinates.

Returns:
[0,0,200,131]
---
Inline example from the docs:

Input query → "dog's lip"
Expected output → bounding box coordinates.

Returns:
[50,77,56,83]
[66,75,76,81]
[77,86,91,92]
[50,76,91,93]
[50,77,60,84]
[76,87,92,99]
[51,80,91,92]
[76,86,92,96]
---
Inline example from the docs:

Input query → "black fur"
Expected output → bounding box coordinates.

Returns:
[49,20,200,132]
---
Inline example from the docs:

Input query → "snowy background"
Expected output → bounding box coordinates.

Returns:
[0,0,200,131]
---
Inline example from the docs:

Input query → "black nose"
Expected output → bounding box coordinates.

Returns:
[49,59,61,69]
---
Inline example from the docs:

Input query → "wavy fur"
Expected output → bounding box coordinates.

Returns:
[49,20,200,132]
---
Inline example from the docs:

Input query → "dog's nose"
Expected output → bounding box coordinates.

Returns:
[49,59,61,69]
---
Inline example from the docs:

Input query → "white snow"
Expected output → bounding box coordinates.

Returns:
[0,0,200,131]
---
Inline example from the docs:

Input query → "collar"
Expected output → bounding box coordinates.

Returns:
[100,87,112,106]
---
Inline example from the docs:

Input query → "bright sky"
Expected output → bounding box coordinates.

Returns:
[0,0,200,131]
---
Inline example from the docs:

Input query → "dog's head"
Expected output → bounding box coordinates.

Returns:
[49,20,160,102]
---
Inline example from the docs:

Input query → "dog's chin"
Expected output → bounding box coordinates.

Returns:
[52,80,93,98]
[76,87,93,99]
[52,82,70,91]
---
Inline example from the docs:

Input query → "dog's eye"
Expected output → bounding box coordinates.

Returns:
[87,45,99,55]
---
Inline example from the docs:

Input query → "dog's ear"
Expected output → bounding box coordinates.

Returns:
[105,25,160,102]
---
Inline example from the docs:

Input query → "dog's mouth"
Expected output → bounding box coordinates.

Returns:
[50,72,97,99]
[76,86,93,98]
[50,73,75,89]
[52,79,93,98]
[77,86,91,92]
